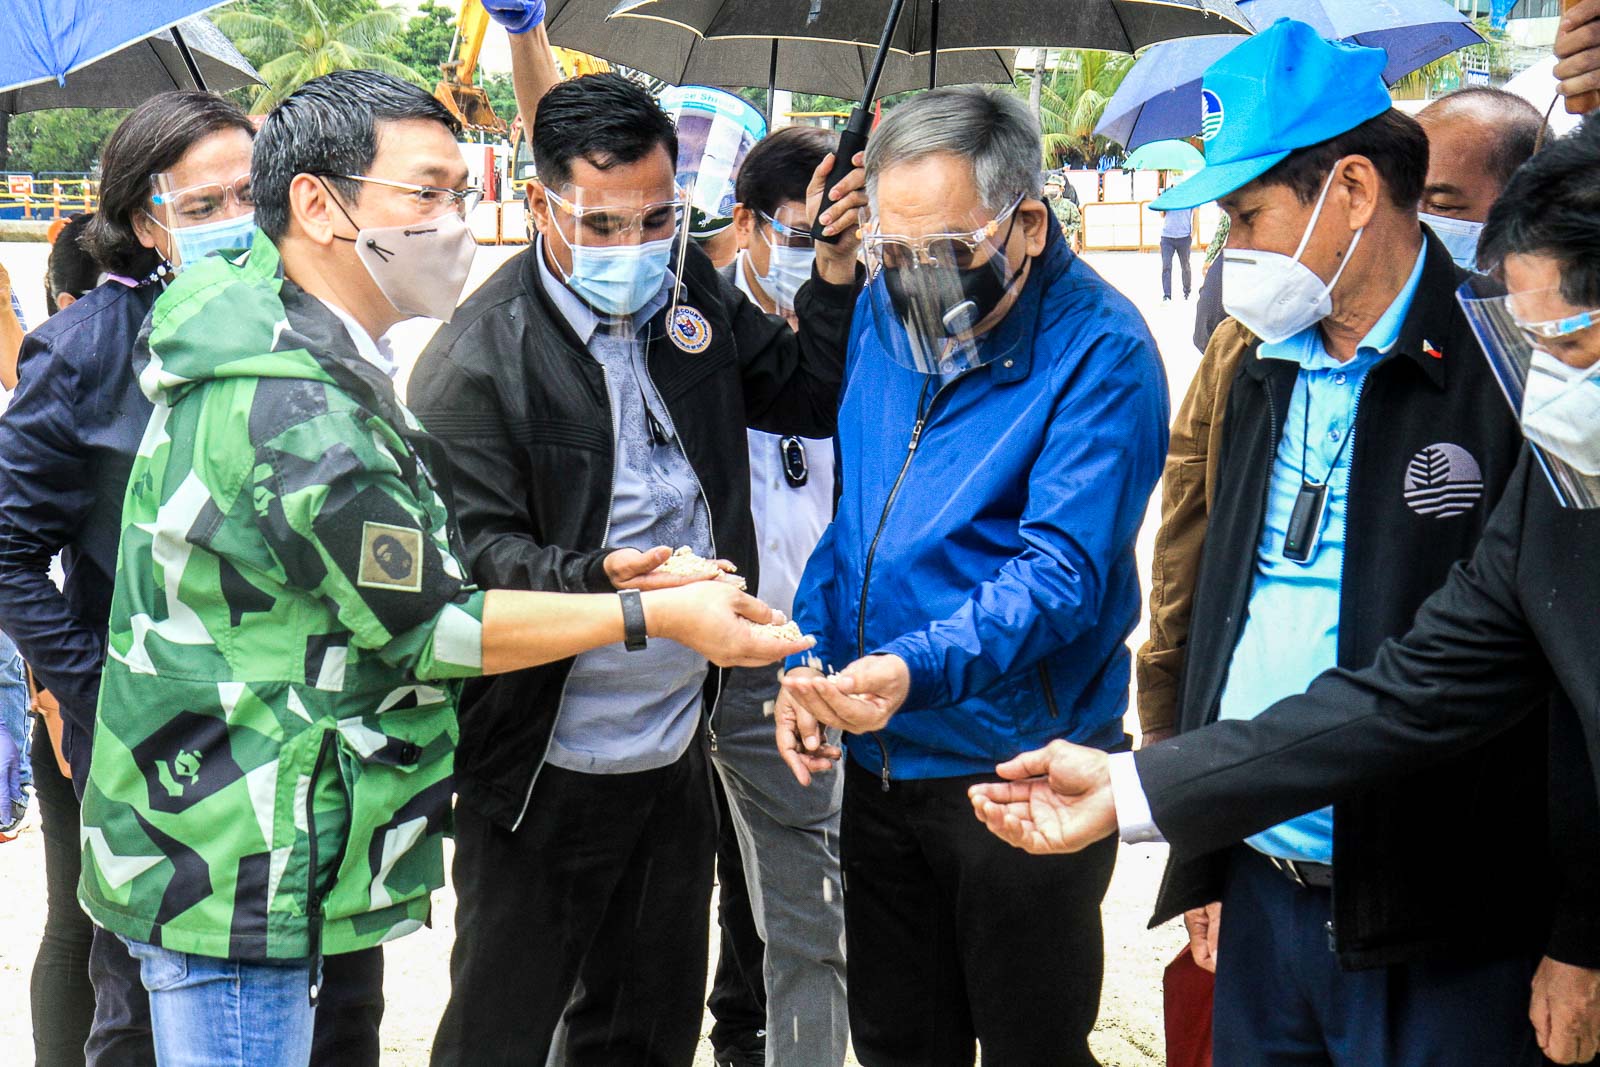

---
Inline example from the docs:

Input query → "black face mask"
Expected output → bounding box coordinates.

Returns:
[881,211,1027,340]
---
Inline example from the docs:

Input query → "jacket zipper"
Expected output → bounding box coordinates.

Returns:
[856,369,996,791]
[1038,662,1060,718]
[304,729,336,1005]
[510,364,621,834]
[1334,373,1371,658]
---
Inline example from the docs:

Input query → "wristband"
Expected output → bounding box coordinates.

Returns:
[619,589,648,652]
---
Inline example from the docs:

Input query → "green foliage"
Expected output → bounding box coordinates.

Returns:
[482,72,518,124]
[1014,50,1135,166]
[214,0,423,113]
[394,0,459,86]
[4,108,127,174]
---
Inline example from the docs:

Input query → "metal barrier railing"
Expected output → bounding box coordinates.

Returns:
[0,177,99,220]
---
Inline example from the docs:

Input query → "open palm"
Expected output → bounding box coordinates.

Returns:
[968,778,1082,854]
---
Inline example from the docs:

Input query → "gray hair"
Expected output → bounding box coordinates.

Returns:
[865,86,1043,214]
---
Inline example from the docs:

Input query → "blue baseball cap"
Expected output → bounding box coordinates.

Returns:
[1150,19,1392,211]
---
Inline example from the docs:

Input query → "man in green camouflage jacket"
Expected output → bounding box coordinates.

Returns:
[77,71,809,1067]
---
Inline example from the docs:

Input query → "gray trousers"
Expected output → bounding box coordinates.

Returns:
[710,666,849,1066]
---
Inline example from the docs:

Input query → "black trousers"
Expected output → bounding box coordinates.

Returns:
[432,743,717,1067]
[29,718,384,1067]
[1160,235,1193,299]
[707,772,768,1057]
[841,760,1118,1067]
[31,732,101,1067]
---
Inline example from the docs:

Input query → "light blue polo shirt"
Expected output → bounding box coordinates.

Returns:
[1217,246,1426,864]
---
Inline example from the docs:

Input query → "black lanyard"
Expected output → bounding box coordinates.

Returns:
[1283,374,1355,563]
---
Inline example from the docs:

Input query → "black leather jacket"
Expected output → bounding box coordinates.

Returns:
[409,240,860,830]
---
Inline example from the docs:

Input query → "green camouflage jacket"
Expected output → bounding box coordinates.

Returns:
[79,234,485,962]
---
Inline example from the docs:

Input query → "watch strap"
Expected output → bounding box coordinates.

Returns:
[619,589,648,651]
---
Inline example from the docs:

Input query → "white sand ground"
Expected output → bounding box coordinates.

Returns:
[0,241,1207,1065]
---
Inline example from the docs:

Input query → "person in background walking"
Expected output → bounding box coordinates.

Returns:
[1158,205,1196,301]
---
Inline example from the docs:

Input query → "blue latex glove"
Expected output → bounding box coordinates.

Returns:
[483,0,545,33]
[0,726,19,832]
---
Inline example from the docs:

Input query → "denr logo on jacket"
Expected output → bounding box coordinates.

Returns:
[1403,444,1483,518]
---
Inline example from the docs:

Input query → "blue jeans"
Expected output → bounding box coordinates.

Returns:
[120,938,318,1067]
[0,628,31,796]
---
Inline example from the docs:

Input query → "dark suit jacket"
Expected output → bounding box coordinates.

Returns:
[1135,450,1600,966]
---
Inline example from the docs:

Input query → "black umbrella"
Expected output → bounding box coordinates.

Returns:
[617,0,1252,237]
[0,15,259,113]
[547,0,1015,113]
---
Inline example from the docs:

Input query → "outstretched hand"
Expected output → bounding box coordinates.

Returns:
[967,740,1119,854]
[774,668,843,786]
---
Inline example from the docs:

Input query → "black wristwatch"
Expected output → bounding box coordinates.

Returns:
[619,589,648,651]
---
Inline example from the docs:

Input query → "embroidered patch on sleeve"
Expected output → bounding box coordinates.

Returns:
[358,521,424,592]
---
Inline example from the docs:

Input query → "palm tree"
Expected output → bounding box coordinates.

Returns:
[215,0,424,114]
[1015,50,1136,167]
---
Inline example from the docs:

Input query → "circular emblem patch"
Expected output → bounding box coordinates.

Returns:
[669,306,712,353]
[1200,89,1225,142]
[1403,443,1483,518]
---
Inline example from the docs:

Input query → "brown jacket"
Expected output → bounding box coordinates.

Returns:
[1134,317,1253,734]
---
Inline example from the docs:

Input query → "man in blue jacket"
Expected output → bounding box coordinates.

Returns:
[775,86,1169,1066]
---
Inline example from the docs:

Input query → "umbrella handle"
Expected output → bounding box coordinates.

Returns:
[1564,0,1599,114]
[810,109,870,244]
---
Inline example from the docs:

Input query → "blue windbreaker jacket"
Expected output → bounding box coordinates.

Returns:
[791,223,1169,780]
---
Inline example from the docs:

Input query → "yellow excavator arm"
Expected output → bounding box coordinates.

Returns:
[435,3,612,137]
[435,1,504,133]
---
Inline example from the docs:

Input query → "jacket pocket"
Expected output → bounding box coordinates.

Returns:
[1038,661,1061,718]
[323,702,455,925]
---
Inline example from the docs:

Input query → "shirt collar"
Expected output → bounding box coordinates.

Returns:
[316,297,398,379]
[1258,244,1429,371]
[535,235,675,345]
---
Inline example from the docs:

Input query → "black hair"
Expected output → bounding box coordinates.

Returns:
[253,69,460,240]
[48,213,100,313]
[1256,108,1429,210]
[1478,113,1600,305]
[734,126,833,219]
[1418,87,1545,190]
[80,91,254,278]
[531,73,677,189]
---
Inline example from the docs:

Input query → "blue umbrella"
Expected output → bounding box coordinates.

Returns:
[1,1,231,94]
[1122,138,1205,171]
[1096,0,1484,150]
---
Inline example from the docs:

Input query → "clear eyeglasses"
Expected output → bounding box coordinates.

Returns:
[543,187,687,245]
[862,195,1024,271]
[150,174,254,224]
[321,173,485,217]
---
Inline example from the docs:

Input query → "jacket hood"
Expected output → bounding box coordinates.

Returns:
[138,231,337,406]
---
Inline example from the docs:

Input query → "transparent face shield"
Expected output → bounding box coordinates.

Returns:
[1457,274,1600,508]
[149,171,256,270]
[542,183,690,320]
[863,195,1028,376]
[659,86,767,229]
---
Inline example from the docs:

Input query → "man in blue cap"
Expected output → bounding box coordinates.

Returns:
[1047,19,1599,1063]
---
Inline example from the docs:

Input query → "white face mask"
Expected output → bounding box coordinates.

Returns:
[1520,350,1600,475]
[756,230,814,312]
[349,211,478,323]
[1222,162,1363,345]
[1419,212,1485,271]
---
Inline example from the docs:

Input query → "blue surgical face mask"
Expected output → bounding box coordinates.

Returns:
[148,210,256,272]
[551,222,676,317]
[1419,212,1484,271]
